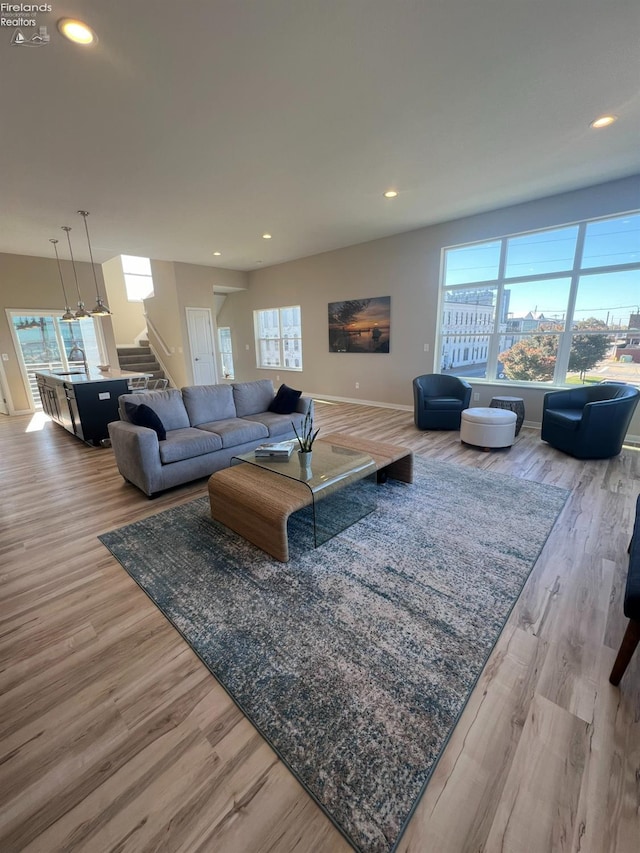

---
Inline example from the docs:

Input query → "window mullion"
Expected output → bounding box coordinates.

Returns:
[555,223,586,383]
[278,308,284,368]
[485,238,508,379]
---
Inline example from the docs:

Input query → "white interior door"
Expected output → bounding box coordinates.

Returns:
[186,307,218,385]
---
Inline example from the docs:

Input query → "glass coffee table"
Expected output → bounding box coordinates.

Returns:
[207,438,378,561]
[230,439,377,552]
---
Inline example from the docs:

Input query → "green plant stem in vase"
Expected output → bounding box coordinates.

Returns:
[292,410,319,466]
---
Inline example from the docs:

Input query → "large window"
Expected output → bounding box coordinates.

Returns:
[439,212,640,387]
[10,312,103,408]
[217,326,235,379]
[254,305,303,370]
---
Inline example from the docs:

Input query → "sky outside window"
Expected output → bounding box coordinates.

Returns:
[444,241,500,285]
[582,213,640,267]
[505,226,578,277]
[573,270,640,326]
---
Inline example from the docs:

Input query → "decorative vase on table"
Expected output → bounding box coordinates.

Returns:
[292,410,319,475]
[298,449,313,469]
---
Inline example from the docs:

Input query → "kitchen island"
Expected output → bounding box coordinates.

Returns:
[36,368,149,446]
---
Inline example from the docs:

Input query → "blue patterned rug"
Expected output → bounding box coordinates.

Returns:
[99,458,568,853]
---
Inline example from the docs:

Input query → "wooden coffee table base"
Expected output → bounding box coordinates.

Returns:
[208,433,413,562]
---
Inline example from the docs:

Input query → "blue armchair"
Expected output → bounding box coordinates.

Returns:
[413,374,472,430]
[541,383,639,459]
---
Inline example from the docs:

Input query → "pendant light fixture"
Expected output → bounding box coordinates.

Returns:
[78,209,111,316]
[49,238,76,321]
[61,225,91,319]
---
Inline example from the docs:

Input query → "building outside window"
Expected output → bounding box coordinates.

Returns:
[438,212,640,387]
[121,255,154,302]
[254,305,303,370]
[217,326,234,379]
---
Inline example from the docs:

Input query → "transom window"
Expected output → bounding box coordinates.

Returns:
[254,306,303,370]
[439,212,640,387]
[121,255,154,302]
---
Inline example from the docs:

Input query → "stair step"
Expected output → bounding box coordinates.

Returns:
[117,347,151,357]
[116,342,167,385]
[118,354,155,365]
[123,361,161,372]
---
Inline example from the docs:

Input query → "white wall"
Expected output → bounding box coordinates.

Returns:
[102,256,146,347]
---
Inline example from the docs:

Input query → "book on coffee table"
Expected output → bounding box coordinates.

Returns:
[254,441,295,459]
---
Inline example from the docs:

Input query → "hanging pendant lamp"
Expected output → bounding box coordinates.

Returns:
[61,226,91,319]
[78,210,111,316]
[49,238,75,321]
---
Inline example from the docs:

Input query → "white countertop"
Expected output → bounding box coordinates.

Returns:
[36,368,149,385]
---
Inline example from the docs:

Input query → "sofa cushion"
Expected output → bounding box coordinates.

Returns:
[232,380,275,417]
[158,428,223,464]
[245,410,305,438]
[120,389,190,431]
[181,384,236,426]
[544,408,583,430]
[198,417,268,448]
[423,396,466,411]
[124,401,167,441]
[268,383,302,414]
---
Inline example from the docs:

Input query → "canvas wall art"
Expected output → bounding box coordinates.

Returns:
[328,296,390,353]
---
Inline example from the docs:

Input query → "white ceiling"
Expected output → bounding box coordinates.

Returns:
[2,0,639,271]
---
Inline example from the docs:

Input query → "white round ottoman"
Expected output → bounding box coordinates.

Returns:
[460,407,517,450]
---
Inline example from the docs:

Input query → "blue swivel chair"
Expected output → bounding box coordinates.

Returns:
[541,383,639,459]
[413,374,472,430]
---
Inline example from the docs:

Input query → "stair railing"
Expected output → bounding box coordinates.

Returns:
[144,316,173,357]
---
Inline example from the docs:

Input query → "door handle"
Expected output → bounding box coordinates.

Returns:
[194,357,200,361]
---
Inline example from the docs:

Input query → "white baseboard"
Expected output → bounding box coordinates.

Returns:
[11,407,33,416]
[308,392,412,412]
[307,396,640,446]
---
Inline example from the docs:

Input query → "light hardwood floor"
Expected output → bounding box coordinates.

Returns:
[1,403,639,853]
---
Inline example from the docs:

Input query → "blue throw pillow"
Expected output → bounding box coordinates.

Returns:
[124,401,167,441]
[268,383,302,415]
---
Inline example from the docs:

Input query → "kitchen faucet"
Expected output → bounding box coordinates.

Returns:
[68,345,88,374]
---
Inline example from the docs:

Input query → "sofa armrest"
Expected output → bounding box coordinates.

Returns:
[108,420,162,497]
[296,396,314,417]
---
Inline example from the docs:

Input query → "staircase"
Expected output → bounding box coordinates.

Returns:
[117,341,167,384]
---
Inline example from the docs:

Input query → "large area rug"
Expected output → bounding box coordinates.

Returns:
[99,458,569,853]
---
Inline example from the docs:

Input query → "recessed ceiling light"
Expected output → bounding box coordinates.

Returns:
[57,18,97,45]
[590,114,617,129]
[383,190,398,198]
[213,251,221,256]
[262,233,272,239]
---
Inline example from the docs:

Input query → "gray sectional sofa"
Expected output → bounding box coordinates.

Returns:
[108,379,313,497]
